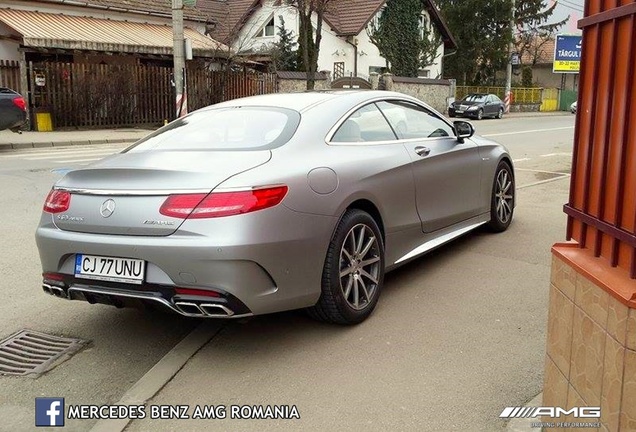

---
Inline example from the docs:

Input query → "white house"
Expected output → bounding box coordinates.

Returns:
[208,0,457,80]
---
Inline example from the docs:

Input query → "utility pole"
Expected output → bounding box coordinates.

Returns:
[505,0,516,114]
[172,0,187,118]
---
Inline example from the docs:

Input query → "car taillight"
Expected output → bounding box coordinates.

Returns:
[160,186,288,219]
[43,190,71,214]
[43,272,65,281]
[12,96,26,111]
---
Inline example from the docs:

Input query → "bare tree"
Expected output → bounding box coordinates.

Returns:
[516,29,553,66]
[286,0,333,89]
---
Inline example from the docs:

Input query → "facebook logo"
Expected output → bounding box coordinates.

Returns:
[35,398,65,427]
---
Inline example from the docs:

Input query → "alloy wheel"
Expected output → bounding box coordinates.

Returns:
[339,224,381,311]
[495,169,514,224]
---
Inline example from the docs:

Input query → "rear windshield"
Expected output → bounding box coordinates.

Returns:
[126,106,300,152]
[462,94,487,102]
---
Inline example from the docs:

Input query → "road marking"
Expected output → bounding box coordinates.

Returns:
[539,152,572,157]
[513,158,531,163]
[55,158,103,163]
[516,168,570,175]
[518,174,571,190]
[90,322,223,432]
[482,126,574,137]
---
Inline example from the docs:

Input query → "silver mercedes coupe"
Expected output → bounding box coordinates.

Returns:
[35,91,515,325]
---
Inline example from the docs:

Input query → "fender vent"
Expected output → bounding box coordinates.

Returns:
[0,330,87,377]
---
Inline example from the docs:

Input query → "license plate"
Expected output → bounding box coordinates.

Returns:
[456,110,464,114]
[75,254,145,285]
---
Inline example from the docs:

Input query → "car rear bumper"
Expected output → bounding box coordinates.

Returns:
[0,108,27,131]
[36,206,337,317]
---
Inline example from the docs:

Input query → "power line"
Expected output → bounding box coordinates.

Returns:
[558,0,583,13]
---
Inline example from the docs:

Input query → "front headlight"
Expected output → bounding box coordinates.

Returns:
[467,106,478,111]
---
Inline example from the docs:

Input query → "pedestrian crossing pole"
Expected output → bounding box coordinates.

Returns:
[504,0,516,114]
[172,0,188,118]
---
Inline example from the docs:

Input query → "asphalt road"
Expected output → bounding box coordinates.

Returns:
[0,113,575,431]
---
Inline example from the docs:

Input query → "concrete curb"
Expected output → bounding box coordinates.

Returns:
[89,322,223,432]
[0,138,138,151]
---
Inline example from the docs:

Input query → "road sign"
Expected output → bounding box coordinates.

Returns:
[553,35,582,73]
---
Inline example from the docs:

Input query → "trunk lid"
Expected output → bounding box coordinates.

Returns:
[52,150,271,236]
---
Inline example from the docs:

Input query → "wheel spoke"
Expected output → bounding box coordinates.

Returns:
[342,248,353,263]
[349,231,357,254]
[355,226,366,254]
[340,266,354,278]
[343,275,353,299]
[358,278,371,304]
[359,236,376,259]
[360,256,380,267]
[359,268,378,285]
[352,278,360,309]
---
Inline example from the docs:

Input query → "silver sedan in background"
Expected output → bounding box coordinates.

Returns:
[36,91,515,325]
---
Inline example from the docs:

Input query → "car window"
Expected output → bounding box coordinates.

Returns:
[331,103,397,143]
[376,100,454,139]
[463,94,487,103]
[492,95,502,103]
[486,95,494,103]
[125,107,300,151]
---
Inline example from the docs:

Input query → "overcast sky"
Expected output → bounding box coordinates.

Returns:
[551,0,585,34]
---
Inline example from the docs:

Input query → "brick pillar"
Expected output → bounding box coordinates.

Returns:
[545,246,636,431]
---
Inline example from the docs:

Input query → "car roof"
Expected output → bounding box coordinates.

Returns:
[209,90,423,113]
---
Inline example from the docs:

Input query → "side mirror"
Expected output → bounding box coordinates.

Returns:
[454,120,474,143]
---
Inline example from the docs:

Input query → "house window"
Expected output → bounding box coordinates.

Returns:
[333,62,345,79]
[259,16,276,37]
[368,7,385,31]
[419,14,428,39]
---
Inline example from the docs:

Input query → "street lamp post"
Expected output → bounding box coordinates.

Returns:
[172,0,187,118]
[505,0,516,114]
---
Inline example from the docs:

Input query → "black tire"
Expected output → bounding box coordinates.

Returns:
[307,209,385,325]
[476,108,483,120]
[497,108,504,119]
[486,161,515,232]
[449,112,456,118]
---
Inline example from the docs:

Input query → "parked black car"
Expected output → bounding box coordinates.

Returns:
[449,93,505,120]
[0,87,27,132]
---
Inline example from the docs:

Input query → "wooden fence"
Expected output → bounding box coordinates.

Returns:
[28,61,277,128]
[0,60,20,91]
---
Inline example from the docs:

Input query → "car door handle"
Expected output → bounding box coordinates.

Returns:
[414,146,431,157]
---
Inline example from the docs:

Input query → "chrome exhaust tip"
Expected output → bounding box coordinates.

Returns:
[42,284,53,295]
[200,303,234,317]
[50,286,67,298]
[174,302,204,316]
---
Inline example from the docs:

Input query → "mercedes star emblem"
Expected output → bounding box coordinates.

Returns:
[100,199,116,218]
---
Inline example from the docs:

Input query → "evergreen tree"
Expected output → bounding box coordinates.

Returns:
[369,0,442,77]
[437,0,566,85]
[272,16,298,71]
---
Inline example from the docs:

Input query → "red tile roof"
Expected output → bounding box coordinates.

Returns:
[31,0,456,49]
